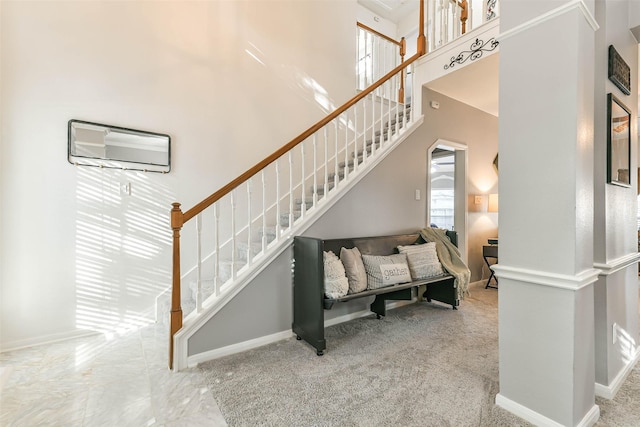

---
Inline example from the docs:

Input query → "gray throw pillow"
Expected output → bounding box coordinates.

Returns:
[324,250,348,299]
[340,247,367,294]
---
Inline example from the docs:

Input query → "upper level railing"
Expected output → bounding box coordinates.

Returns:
[356,0,500,101]
[426,0,499,52]
[356,22,406,102]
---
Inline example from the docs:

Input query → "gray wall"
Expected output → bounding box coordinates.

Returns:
[421,89,499,282]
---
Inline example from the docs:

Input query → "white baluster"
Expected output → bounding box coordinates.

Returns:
[301,142,306,219]
[362,100,368,163]
[261,170,267,252]
[312,135,318,206]
[453,0,459,39]
[323,127,329,196]
[371,87,376,156]
[231,190,236,281]
[288,152,294,228]
[379,87,385,147]
[386,80,391,140]
[214,203,220,296]
[246,179,252,265]
[344,112,350,180]
[275,160,281,239]
[196,213,202,313]
[353,107,359,172]
[334,121,339,187]
[429,0,435,52]
[440,0,445,47]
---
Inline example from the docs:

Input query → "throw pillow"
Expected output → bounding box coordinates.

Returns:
[323,250,349,299]
[397,242,445,280]
[340,247,367,294]
[361,253,411,290]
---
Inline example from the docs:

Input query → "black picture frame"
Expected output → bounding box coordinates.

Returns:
[68,119,171,173]
[607,93,631,187]
[608,45,631,95]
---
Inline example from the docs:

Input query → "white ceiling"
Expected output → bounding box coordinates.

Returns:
[358,0,419,24]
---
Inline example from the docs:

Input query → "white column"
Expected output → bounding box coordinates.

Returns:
[494,1,600,425]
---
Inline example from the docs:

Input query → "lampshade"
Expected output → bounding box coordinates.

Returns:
[488,193,499,213]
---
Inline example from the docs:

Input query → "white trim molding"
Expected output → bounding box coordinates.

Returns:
[186,330,294,368]
[491,265,600,291]
[594,252,640,276]
[185,300,416,368]
[595,346,640,399]
[499,0,599,42]
[496,394,600,427]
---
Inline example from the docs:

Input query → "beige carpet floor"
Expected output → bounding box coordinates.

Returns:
[200,282,639,426]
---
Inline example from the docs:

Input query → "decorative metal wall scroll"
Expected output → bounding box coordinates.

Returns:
[608,45,630,96]
[444,38,499,70]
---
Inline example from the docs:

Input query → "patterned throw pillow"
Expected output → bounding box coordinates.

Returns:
[323,251,349,299]
[397,242,445,280]
[361,253,412,290]
[340,247,367,294]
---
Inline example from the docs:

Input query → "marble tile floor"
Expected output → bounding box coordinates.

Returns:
[0,323,227,426]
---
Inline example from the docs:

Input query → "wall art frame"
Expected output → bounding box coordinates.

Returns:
[608,45,631,96]
[68,119,171,173]
[607,93,631,187]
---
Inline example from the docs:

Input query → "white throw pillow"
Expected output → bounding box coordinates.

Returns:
[324,250,349,299]
[361,253,411,290]
[397,242,445,280]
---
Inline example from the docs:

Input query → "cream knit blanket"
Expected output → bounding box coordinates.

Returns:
[419,228,471,300]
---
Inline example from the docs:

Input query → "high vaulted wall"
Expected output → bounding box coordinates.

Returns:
[0,0,357,350]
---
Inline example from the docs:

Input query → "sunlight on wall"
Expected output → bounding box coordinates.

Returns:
[614,323,639,364]
[75,167,174,335]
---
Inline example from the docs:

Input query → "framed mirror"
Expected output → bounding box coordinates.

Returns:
[68,120,171,173]
[607,94,631,187]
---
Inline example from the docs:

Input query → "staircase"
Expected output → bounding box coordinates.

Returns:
[166,0,500,370]
[157,104,412,328]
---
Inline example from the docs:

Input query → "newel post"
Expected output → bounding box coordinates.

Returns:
[399,37,406,103]
[169,202,184,370]
[417,0,426,55]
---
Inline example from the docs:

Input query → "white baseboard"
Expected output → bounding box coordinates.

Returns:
[0,329,100,353]
[496,394,600,427]
[595,348,640,399]
[186,300,418,367]
[187,330,294,368]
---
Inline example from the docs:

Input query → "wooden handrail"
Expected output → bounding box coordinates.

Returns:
[357,22,403,46]
[181,51,422,224]
[170,0,426,370]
